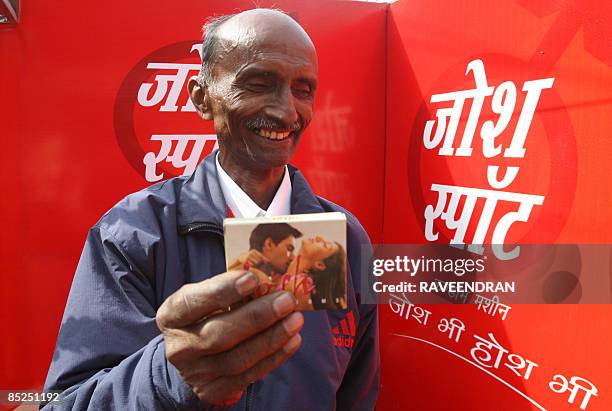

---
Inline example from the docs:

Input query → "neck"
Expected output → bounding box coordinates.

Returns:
[219,151,286,210]
[288,253,313,275]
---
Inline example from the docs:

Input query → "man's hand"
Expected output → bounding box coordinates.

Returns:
[227,250,269,271]
[156,271,303,405]
[241,250,270,268]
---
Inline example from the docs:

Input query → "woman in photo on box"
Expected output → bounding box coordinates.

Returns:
[281,236,348,310]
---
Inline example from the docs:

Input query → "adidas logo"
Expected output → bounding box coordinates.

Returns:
[332,311,355,349]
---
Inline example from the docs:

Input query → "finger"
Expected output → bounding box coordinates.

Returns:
[221,311,304,375]
[251,250,269,262]
[156,270,258,329]
[249,250,267,264]
[194,334,302,404]
[257,250,270,263]
[180,312,304,381]
[192,291,298,355]
[247,255,262,266]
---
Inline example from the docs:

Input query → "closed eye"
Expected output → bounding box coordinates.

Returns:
[242,72,276,92]
[292,85,312,97]
[245,81,273,92]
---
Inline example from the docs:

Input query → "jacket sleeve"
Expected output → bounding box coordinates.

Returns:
[335,217,381,410]
[42,225,207,410]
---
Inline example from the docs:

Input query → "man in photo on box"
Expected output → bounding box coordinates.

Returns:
[228,222,303,278]
[43,8,379,410]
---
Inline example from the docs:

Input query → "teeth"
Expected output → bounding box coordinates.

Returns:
[255,128,292,140]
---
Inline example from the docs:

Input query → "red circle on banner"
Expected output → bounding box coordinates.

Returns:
[114,41,217,181]
[408,54,577,247]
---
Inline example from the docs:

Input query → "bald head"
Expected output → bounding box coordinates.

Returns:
[199,9,317,84]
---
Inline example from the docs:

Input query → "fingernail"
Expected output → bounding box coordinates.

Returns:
[282,312,304,334]
[273,292,296,317]
[235,272,258,296]
[283,334,301,353]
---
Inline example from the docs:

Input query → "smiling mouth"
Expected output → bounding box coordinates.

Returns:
[252,128,294,141]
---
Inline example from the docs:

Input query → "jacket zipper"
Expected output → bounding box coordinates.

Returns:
[178,222,224,236]
[245,384,254,411]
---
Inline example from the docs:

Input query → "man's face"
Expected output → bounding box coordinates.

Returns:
[198,12,318,170]
[263,235,297,273]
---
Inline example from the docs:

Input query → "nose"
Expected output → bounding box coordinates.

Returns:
[265,84,299,127]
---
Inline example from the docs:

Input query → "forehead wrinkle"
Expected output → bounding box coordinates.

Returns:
[213,23,256,66]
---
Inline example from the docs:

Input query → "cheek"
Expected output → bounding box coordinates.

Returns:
[297,102,314,123]
[226,100,260,128]
[311,248,326,260]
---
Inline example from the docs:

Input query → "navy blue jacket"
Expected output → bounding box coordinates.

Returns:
[43,152,379,410]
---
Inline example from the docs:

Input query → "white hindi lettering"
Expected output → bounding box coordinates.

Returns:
[137,62,200,112]
[474,294,511,320]
[549,375,598,410]
[423,59,554,159]
[424,60,493,157]
[137,44,203,112]
[437,317,465,343]
[504,354,538,381]
[470,332,508,369]
[470,332,538,380]
[388,293,431,325]
[143,134,218,182]
[422,59,553,260]
[424,184,544,259]
[388,292,412,319]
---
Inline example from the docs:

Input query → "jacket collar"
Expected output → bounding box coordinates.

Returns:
[177,150,325,231]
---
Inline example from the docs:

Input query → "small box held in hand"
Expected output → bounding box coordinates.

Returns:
[224,212,347,310]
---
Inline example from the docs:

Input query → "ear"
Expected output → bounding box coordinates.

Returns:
[187,75,213,120]
[314,260,326,271]
[263,238,274,251]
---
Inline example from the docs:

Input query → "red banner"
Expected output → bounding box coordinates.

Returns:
[381,0,612,410]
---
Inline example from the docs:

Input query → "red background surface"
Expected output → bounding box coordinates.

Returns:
[1,0,611,410]
[0,0,386,398]
[380,1,611,410]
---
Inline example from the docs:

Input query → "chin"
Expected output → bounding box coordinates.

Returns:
[249,129,301,165]
[252,146,297,169]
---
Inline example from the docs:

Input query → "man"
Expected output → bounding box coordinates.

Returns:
[43,8,379,410]
[228,223,303,277]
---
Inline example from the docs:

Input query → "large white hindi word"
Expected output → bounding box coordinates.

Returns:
[143,134,218,182]
[423,59,554,160]
[424,184,544,260]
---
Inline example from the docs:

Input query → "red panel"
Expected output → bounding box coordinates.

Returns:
[382,0,612,410]
[0,0,386,393]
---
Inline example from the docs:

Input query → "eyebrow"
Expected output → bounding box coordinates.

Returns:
[236,67,317,88]
[235,67,277,80]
